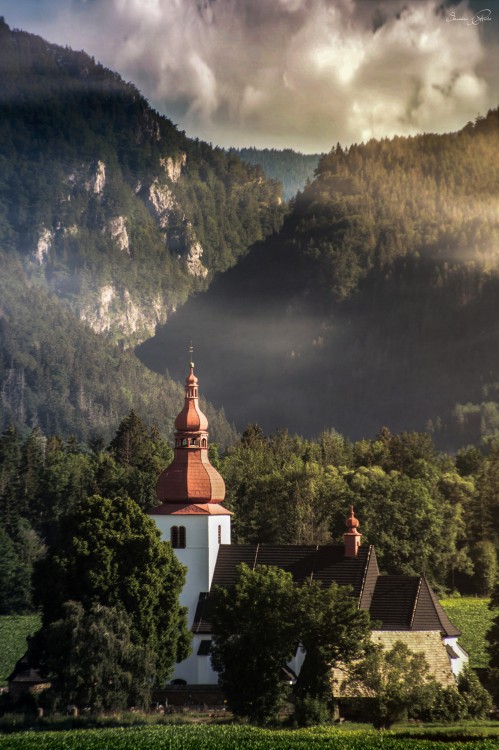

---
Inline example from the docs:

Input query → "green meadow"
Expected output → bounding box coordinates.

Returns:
[440,599,493,668]
[0,615,41,685]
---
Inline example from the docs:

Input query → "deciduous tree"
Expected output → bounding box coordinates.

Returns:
[345,641,439,728]
[295,581,371,725]
[43,601,155,711]
[210,563,298,724]
[33,494,190,682]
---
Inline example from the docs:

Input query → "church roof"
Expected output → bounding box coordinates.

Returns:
[192,542,380,633]
[174,367,209,432]
[369,575,459,635]
[192,544,459,637]
[211,543,378,599]
[156,452,226,504]
[151,502,232,515]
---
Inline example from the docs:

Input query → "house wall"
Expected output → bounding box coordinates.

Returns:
[371,631,457,687]
[331,630,458,697]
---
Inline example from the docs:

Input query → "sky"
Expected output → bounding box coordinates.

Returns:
[2,0,499,152]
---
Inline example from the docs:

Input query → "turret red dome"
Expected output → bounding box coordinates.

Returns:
[155,359,226,505]
[174,367,209,432]
[346,506,360,531]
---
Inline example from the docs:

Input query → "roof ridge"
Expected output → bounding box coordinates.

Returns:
[310,544,319,580]
[409,576,423,629]
[358,544,373,607]
[423,575,461,637]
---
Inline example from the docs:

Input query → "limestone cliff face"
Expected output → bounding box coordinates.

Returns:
[89,161,106,194]
[160,152,186,182]
[78,284,170,347]
[23,114,282,350]
[35,228,54,264]
[106,216,129,253]
[146,160,208,278]
[31,157,203,346]
[186,239,208,278]
[148,180,176,227]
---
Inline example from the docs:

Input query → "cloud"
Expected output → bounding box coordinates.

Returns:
[3,0,499,151]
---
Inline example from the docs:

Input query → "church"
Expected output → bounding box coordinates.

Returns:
[149,357,468,689]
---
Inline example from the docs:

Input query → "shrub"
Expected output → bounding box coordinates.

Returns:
[458,665,492,718]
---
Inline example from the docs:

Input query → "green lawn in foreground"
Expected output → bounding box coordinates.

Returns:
[440,598,493,668]
[2,724,499,750]
[0,614,41,684]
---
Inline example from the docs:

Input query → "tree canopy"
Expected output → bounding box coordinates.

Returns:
[209,563,372,724]
[210,563,298,724]
[43,601,155,711]
[33,493,190,683]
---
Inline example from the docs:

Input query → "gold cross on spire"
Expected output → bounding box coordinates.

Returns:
[189,341,194,369]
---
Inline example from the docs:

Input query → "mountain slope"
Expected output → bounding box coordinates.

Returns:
[0,19,284,348]
[0,19,286,442]
[0,252,236,446]
[138,109,499,449]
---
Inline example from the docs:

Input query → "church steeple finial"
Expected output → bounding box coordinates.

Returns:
[344,506,362,558]
[189,341,194,370]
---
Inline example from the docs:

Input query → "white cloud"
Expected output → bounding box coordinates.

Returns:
[3,0,498,151]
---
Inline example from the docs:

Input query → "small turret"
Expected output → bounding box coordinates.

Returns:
[344,506,362,558]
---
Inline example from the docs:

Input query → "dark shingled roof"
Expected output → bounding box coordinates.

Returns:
[211,543,377,599]
[192,592,211,634]
[412,577,460,636]
[369,575,421,630]
[197,640,212,656]
[192,543,460,638]
[369,575,460,636]
[193,543,379,634]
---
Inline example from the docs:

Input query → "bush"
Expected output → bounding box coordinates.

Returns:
[417,685,467,722]
[458,665,492,718]
[294,695,332,727]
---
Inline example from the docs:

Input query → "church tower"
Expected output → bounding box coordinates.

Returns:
[149,350,231,683]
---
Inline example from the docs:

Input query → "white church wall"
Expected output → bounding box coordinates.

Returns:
[152,512,231,629]
[208,515,231,586]
[171,636,219,685]
[151,510,231,685]
[444,636,469,677]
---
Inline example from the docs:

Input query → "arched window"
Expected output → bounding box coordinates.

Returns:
[171,526,178,547]
[178,526,186,548]
[171,526,187,549]
[201,438,207,448]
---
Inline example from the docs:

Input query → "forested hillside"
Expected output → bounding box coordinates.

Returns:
[140,109,499,449]
[0,18,283,346]
[0,19,281,440]
[229,147,322,201]
[0,253,235,446]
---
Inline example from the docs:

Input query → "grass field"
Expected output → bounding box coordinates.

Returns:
[440,598,493,668]
[2,723,499,750]
[0,615,41,684]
